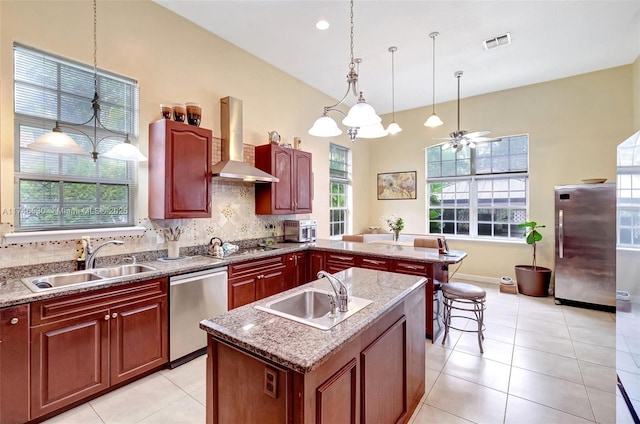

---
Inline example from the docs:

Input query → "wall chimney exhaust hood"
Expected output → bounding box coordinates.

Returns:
[211,96,279,183]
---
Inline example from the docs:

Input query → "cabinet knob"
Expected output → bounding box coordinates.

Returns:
[104,315,110,321]
[112,313,118,319]
[10,317,19,325]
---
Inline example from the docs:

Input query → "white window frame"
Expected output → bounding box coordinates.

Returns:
[13,43,139,232]
[426,135,529,240]
[329,144,352,238]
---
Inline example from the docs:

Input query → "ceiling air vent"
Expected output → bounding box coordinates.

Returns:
[483,32,511,50]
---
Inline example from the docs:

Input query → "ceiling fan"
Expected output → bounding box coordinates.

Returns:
[434,70,492,152]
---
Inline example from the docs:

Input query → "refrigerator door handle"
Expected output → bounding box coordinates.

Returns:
[558,209,564,258]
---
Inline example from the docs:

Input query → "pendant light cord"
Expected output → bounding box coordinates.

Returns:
[391,47,396,122]
[457,72,461,132]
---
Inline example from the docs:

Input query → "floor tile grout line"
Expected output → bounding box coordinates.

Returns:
[506,393,598,423]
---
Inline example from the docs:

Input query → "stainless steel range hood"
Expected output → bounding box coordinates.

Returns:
[211,96,279,183]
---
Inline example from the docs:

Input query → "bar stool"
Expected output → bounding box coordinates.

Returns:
[441,282,486,353]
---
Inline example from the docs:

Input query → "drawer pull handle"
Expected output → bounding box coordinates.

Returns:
[10,317,19,325]
[403,265,420,270]
[333,256,353,261]
[104,315,110,321]
[363,259,383,265]
[112,313,118,319]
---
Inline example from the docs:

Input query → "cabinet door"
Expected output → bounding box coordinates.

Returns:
[229,276,256,309]
[285,252,307,289]
[110,294,168,385]
[256,268,287,300]
[315,359,357,424]
[0,304,29,424]
[325,253,356,273]
[293,151,312,213]
[149,120,212,219]
[361,317,407,424]
[31,310,109,418]
[272,148,294,214]
[309,251,325,281]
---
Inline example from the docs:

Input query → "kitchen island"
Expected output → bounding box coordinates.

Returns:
[200,267,427,424]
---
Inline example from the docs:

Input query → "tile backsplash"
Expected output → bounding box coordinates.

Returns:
[1,142,296,269]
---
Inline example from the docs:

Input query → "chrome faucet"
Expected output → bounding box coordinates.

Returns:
[83,239,125,269]
[317,270,349,313]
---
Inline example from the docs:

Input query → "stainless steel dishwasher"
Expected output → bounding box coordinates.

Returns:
[169,267,228,367]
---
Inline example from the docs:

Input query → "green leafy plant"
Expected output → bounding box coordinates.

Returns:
[385,215,405,241]
[518,221,545,269]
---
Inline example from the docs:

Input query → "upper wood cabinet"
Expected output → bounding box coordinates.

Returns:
[254,144,312,215]
[148,120,212,219]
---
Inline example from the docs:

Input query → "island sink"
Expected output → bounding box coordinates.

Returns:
[255,287,372,330]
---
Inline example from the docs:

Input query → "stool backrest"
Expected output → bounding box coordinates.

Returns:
[342,234,364,242]
[413,237,439,248]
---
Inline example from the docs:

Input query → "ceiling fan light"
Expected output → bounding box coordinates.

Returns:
[308,115,343,137]
[102,141,147,162]
[424,113,443,128]
[28,128,87,155]
[356,122,388,139]
[342,96,381,128]
[386,121,402,135]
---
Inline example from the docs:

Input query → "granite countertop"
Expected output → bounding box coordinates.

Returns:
[199,267,426,373]
[0,239,465,308]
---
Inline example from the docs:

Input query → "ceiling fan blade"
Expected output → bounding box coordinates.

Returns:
[433,137,455,141]
[467,136,494,142]
[465,130,490,139]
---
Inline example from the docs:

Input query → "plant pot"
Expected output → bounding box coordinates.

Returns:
[514,265,552,297]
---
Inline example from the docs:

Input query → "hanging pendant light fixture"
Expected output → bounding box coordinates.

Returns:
[28,0,146,162]
[424,32,444,128]
[385,46,402,135]
[307,0,381,141]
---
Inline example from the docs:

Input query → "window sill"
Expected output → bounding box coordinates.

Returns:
[2,226,146,245]
[422,234,527,245]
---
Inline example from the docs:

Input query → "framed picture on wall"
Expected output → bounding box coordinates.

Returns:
[377,171,417,200]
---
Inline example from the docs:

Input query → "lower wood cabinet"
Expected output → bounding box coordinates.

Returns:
[228,255,287,309]
[285,251,307,289]
[30,278,168,419]
[207,285,425,424]
[0,304,30,424]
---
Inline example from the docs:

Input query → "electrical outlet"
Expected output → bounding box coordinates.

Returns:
[156,232,165,244]
[264,366,278,398]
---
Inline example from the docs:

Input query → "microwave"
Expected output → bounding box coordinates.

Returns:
[284,219,317,242]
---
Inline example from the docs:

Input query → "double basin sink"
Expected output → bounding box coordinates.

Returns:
[22,264,157,292]
[255,287,372,330]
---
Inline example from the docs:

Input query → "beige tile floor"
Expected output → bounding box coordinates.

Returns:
[44,281,637,424]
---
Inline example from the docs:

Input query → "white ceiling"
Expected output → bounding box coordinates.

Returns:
[154,0,640,115]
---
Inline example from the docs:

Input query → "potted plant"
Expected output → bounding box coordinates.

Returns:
[514,221,552,296]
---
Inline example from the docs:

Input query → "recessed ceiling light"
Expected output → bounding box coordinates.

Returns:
[315,19,330,30]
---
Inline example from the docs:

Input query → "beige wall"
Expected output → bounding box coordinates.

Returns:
[633,55,640,131]
[370,66,634,282]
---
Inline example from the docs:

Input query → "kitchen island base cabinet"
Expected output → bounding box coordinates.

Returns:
[30,278,168,420]
[206,284,425,423]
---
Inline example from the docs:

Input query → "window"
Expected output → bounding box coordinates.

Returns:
[329,144,351,237]
[617,132,640,247]
[13,44,139,231]
[427,135,529,239]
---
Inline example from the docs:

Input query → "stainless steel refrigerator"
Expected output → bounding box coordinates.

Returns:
[554,183,616,308]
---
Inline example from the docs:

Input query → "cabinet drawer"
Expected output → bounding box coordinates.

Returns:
[392,261,428,277]
[228,256,286,278]
[31,278,168,326]
[357,256,390,271]
[325,253,357,266]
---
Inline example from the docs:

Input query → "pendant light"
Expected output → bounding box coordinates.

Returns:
[385,46,402,135]
[424,32,444,128]
[308,0,381,141]
[28,0,146,162]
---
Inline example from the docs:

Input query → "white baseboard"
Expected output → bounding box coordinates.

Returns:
[449,272,502,285]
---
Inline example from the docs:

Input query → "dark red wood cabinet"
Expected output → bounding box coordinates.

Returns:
[149,119,212,219]
[254,144,312,215]
[30,279,168,419]
[227,256,288,309]
[0,304,30,424]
